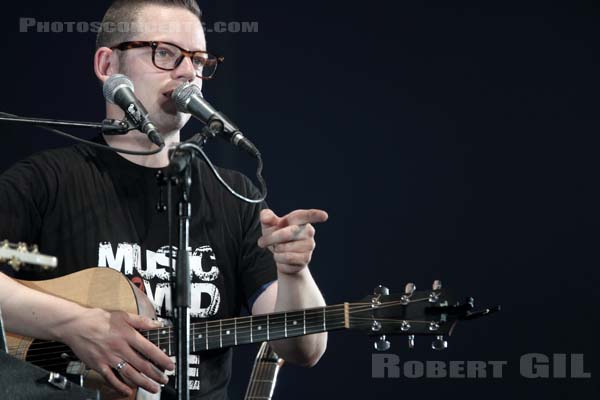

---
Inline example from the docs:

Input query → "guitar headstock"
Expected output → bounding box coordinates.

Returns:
[348,281,499,351]
[0,240,58,271]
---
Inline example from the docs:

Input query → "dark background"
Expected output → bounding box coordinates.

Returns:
[1,0,599,398]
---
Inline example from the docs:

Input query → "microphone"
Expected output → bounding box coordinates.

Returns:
[103,74,164,147]
[172,83,259,157]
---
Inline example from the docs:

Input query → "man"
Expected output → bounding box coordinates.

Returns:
[0,0,328,398]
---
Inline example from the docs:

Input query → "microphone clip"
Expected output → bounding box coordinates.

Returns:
[101,118,135,135]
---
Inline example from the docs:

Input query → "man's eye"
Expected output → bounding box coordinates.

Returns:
[192,56,207,66]
[156,49,174,58]
[193,56,217,68]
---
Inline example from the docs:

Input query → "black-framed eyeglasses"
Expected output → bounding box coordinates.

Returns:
[111,41,224,80]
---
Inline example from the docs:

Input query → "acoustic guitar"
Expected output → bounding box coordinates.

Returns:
[4,267,498,399]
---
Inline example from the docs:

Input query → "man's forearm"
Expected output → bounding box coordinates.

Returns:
[0,272,86,342]
[270,268,328,367]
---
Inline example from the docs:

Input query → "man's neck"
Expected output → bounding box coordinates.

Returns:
[103,130,179,168]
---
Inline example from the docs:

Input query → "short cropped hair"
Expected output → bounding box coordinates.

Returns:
[95,0,203,49]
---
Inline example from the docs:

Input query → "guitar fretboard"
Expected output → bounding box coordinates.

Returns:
[142,303,349,356]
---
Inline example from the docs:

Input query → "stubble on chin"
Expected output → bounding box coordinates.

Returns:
[155,111,191,139]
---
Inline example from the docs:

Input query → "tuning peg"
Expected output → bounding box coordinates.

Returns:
[408,334,415,349]
[374,335,391,351]
[372,285,389,307]
[401,282,416,305]
[431,335,448,350]
[429,280,442,302]
[8,257,22,270]
[374,285,390,296]
[371,320,382,332]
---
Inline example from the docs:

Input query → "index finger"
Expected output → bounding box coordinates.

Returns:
[281,209,329,227]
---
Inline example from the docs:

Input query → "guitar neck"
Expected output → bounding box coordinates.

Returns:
[142,303,349,355]
[245,342,284,400]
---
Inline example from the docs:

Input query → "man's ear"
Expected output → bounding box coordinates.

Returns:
[94,47,119,83]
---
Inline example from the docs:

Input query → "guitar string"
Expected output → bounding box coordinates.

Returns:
[7,297,439,359]
[145,296,428,338]
[6,305,347,355]
[7,316,347,360]
[7,298,440,356]
[249,344,280,400]
[6,303,347,356]
[23,322,349,371]
[9,316,439,370]
[247,343,270,399]
[6,298,438,357]
[13,298,427,354]
[142,297,430,342]
[142,297,432,344]
[15,314,442,371]
[245,343,263,399]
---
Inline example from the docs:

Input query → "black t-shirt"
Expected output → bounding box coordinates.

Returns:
[0,137,277,399]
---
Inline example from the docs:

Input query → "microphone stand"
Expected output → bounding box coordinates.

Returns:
[0,306,7,353]
[0,113,133,134]
[158,124,222,400]
[174,163,192,400]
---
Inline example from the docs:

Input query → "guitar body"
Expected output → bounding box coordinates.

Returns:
[6,267,156,400]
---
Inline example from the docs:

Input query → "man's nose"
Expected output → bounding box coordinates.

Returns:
[173,55,196,81]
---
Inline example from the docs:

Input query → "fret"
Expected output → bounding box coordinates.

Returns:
[284,312,287,338]
[269,313,285,341]
[221,318,237,348]
[195,322,206,352]
[285,311,304,337]
[152,328,171,354]
[234,318,237,346]
[236,317,252,346]
[192,325,196,352]
[206,321,220,350]
[266,314,269,341]
[303,310,306,335]
[219,320,223,348]
[168,328,172,355]
[323,307,326,331]
[252,315,268,343]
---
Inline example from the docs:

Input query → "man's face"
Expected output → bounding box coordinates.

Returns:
[115,5,207,135]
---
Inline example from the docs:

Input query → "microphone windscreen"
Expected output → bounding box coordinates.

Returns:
[103,74,134,104]
[172,82,202,113]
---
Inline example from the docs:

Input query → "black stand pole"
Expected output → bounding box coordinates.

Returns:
[0,306,7,353]
[165,123,229,399]
[175,162,193,400]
